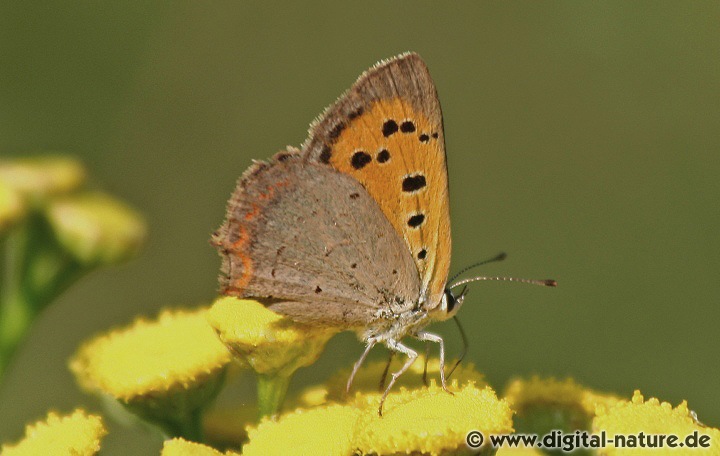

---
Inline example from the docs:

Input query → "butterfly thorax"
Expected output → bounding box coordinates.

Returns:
[362,299,432,343]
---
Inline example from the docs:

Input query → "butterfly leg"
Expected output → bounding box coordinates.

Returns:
[416,331,453,395]
[378,350,395,391]
[422,341,430,386]
[347,339,377,393]
[378,339,418,416]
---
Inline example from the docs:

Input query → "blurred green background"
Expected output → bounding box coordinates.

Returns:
[1,1,718,453]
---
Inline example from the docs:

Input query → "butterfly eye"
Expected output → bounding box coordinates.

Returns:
[444,289,458,314]
[444,286,468,316]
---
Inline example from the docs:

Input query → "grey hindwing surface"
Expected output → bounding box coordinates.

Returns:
[214,152,421,329]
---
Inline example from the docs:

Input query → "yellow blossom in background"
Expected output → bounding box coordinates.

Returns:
[593,390,720,455]
[70,308,232,439]
[504,376,621,417]
[243,382,512,456]
[0,409,106,456]
[0,154,148,380]
[0,155,86,205]
[46,191,147,266]
[161,437,240,456]
[503,376,621,434]
[207,296,336,377]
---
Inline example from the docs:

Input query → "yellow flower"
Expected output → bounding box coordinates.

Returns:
[161,437,240,456]
[243,382,512,456]
[0,155,86,205]
[0,180,25,234]
[207,297,337,417]
[46,191,146,266]
[593,390,720,455]
[504,376,620,433]
[71,307,231,401]
[354,382,512,456]
[0,409,106,456]
[243,404,361,456]
[70,308,232,438]
[207,297,336,377]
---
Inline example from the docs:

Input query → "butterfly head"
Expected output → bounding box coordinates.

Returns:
[436,286,468,320]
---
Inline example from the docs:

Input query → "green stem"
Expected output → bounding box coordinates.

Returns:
[257,373,292,418]
[0,217,85,378]
[0,225,33,377]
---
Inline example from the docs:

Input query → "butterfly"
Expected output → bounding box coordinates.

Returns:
[212,53,554,415]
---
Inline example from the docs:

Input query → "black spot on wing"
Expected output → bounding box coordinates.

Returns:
[407,213,425,228]
[328,122,346,141]
[351,151,372,169]
[377,149,390,163]
[319,146,332,163]
[348,106,364,120]
[402,174,426,192]
[382,120,398,137]
[400,121,416,133]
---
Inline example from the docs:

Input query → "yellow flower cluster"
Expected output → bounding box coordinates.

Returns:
[6,156,717,455]
[243,382,512,456]
[3,294,720,456]
[63,295,720,455]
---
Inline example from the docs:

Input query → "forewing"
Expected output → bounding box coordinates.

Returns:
[302,52,451,307]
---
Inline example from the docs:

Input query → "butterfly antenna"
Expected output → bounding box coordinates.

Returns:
[448,252,508,284]
[449,276,557,290]
[446,315,468,380]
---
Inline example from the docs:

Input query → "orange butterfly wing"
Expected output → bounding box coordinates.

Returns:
[303,53,451,309]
